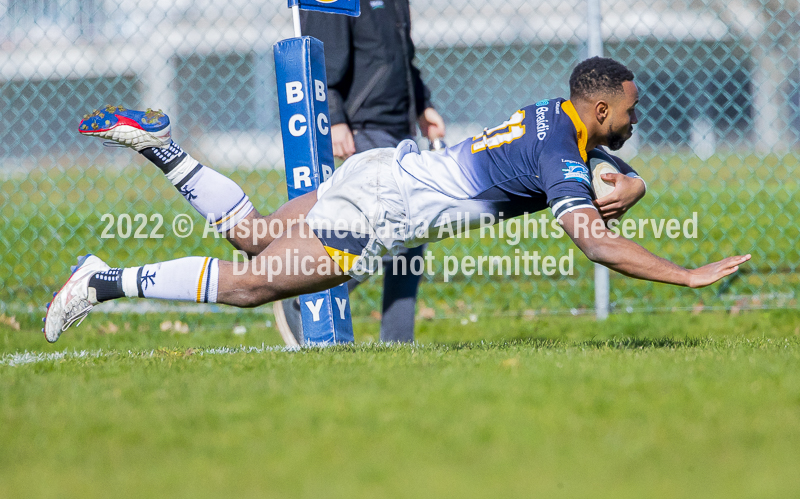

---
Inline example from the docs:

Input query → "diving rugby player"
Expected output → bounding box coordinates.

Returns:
[43,57,750,341]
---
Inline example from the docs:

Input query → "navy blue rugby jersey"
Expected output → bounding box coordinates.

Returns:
[393,98,641,245]
[449,98,594,219]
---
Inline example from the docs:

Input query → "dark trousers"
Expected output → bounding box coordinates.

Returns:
[349,128,423,343]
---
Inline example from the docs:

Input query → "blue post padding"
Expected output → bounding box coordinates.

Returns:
[298,285,354,345]
[274,36,354,345]
[293,0,360,17]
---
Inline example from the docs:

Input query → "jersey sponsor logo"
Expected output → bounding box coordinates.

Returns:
[561,160,590,184]
[535,106,550,140]
[535,99,549,106]
[370,0,384,7]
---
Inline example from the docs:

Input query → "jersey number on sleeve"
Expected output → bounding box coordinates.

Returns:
[471,110,526,153]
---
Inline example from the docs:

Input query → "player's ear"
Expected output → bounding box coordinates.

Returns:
[595,100,609,125]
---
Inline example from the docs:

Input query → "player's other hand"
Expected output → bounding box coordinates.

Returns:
[332,123,356,160]
[593,173,646,221]
[419,107,446,140]
[687,254,751,288]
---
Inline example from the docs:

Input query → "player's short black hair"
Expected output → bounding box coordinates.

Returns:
[569,57,635,100]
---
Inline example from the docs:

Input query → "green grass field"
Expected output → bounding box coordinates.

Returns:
[2,152,800,497]
[2,310,800,498]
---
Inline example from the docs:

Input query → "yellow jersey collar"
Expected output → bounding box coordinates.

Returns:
[561,100,588,162]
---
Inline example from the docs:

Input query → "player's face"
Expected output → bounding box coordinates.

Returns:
[606,81,639,151]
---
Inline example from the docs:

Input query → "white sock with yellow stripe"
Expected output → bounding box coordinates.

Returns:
[165,153,254,233]
[120,257,219,303]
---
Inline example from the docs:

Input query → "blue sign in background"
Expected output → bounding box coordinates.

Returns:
[290,0,360,17]
[274,37,354,344]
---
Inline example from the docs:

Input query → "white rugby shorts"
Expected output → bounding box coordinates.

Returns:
[305,147,410,281]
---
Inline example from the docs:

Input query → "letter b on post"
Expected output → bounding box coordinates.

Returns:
[286,81,304,104]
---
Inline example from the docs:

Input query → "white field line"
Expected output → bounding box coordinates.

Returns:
[0,344,300,367]
[0,349,110,367]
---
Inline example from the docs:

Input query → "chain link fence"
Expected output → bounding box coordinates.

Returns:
[1,0,799,319]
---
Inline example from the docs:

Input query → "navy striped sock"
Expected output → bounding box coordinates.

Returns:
[140,142,187,174]
[88,268,124,302]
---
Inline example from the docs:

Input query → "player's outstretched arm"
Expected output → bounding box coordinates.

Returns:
[559,208,750,288]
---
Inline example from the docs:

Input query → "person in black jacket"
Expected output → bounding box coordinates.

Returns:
[300,0,445,156]
[274,0,446,345]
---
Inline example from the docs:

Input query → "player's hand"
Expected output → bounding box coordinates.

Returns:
[687,254,751,288]
[419,107,446,140]
[593,173,646,221]
[331,123,356,160]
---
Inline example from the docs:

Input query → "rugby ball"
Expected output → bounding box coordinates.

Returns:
[587,149,620,199]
